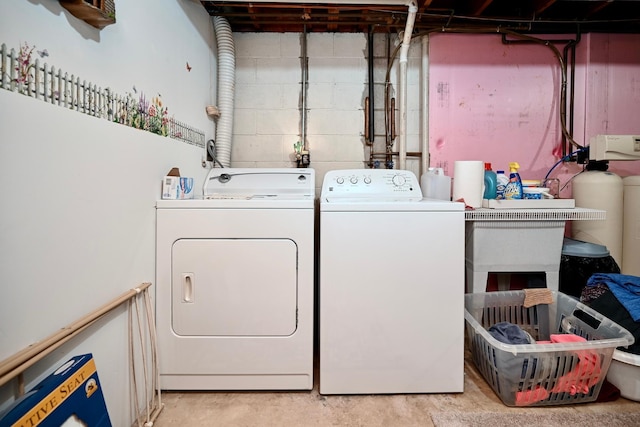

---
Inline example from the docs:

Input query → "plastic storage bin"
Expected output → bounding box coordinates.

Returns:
[464,290,634,406]
[606,350,640,401]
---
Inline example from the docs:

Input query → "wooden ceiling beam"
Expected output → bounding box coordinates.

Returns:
[416,0,433,14]
[200,1,640,34]
[584,1,613,19]
[328,7,339,31]
[467,0,493,17]
[532,0,557,15]
[247,4,262,31]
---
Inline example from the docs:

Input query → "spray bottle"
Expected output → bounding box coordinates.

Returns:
[504,162,523,200]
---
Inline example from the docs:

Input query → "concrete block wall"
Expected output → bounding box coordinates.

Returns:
[232,32,422,194]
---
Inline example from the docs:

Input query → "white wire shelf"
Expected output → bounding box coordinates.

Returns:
[465,207,606,222]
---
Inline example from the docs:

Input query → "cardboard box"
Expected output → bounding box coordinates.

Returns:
[162,167,194,199]
[0,354,112,427]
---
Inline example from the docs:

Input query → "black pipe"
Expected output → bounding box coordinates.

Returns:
[500,31,583,149]
[368,30,375,144]
[562,31,581,159]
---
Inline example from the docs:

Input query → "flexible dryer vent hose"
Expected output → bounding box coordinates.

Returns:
[213,16,235,168]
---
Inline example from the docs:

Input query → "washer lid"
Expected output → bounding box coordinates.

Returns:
[203,168,315,199]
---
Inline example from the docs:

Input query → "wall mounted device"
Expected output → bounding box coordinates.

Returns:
[589,135,640,161]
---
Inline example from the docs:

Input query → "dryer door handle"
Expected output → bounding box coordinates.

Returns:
[182,273,194,303]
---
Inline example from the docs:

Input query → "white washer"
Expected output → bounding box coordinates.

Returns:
[156,168,315,390]
[319,169,465,394]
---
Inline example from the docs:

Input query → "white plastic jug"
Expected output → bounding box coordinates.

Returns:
[421,168,451,201]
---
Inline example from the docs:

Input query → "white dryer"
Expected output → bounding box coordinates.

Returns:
[156,168,315,390]
[319,169,465,394]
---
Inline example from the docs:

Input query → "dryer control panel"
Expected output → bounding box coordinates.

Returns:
[203,168,315,199]
[322,169,422,201]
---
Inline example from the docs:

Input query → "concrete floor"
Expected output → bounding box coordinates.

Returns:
[152,353,640,427]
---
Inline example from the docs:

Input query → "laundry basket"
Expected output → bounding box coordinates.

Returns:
[464,290,634,406]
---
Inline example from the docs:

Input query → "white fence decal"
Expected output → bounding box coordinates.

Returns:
[1,42,205,148]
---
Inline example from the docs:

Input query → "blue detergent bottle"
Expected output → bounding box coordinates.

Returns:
[504,162,523,199]
[483,162,497,199]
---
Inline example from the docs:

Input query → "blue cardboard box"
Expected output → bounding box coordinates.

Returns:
[0,354,111,427]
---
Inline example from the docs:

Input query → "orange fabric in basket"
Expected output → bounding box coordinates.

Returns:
[549,334,602,395]
[516,386,550,405]
[515,334,602,406]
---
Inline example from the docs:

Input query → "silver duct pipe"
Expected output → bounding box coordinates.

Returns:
[213,16,235,167]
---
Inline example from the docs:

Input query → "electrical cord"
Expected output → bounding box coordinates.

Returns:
[207,139,225,168]
[561,168,585,192]
[544,147,589,180]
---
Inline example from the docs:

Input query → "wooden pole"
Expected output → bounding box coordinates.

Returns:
[0,282,152,388]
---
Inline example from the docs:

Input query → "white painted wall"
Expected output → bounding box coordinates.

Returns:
[0,1,213,424]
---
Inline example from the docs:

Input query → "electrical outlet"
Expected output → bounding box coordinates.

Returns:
[296,151,310,168]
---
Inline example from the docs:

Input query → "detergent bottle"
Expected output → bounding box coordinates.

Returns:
[496,170,509,200]
[483,162,497,199]
[504,162,523,200]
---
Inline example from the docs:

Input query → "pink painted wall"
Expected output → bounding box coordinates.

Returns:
[428,33,640,197]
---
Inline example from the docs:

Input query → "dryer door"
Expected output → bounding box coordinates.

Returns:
[171,238,298,336]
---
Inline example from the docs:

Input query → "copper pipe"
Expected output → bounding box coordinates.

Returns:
[370,151,423,157]
[390,97,396,141]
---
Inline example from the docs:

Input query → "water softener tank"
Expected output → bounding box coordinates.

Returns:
[623,176,640,276]
[572,170,624,267]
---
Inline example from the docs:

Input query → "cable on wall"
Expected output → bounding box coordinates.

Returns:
[207,139,225,168]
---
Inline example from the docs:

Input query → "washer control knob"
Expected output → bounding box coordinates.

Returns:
[336,177,345,184]
[392,174,406,186]
[364,176,372,184]
[350,176,359,184]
